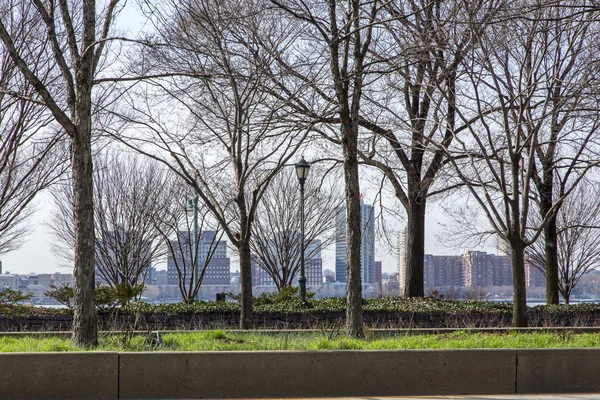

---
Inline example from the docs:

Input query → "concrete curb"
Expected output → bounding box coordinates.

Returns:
[0,349,598,399]
[0,352,118,400]
[118,350,515,399]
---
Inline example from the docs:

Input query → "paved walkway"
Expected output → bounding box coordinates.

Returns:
[364,396,600,399]
[197,396,600,400]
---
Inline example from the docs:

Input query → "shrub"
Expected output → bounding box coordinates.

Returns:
[46,283,145,312]
[0,288,34,305]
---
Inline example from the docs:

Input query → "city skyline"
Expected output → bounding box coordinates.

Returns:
[0,192,501,277]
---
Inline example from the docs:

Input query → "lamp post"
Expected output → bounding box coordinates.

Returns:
[295,157,310,303]
[187,195,199,301]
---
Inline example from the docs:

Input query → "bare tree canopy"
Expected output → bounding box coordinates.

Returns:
[154,180,225,304]
[0,10,66,254]
[517,4,600,305]
[251,167,342,291]
[49,153,172,288]
[352,0,505,298]
[266,0,384,338]
[0,0,126,346]
[109,0,307,328]
[528,183,600,304]
[443,2,600,326]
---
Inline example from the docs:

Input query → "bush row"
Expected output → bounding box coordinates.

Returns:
[4,296,600,317]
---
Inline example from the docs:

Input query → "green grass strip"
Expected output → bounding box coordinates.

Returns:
[2,330,600,352]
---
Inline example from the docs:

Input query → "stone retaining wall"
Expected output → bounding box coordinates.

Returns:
[3,310,600,331]
[1,349,599,399]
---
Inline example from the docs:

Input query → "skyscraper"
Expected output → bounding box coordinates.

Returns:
[374,261,382,287]
[335,198,376,284]
[398,226,408,294]
[167,230,230,285]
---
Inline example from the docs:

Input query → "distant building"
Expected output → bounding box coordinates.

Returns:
[524,254,546,288]
[251,239,322,287]
[230,271,240,285]
[398,226,408,294]
[424,255,464,287]
[463,251,512,287]
[153,270,168,286]
[52,273,73,287]
[147,268,168,286]
[335,198,375,284]
[525,263,545,287]
[404,247,545,292]
[0,274,20,291]
[167,230,230,286]
[374,261,382,287]
[381,272,400,297]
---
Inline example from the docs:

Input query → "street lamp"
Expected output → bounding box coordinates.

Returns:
[187,195,200,301]
[295,157,310,303]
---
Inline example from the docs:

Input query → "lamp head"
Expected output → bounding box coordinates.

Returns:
[295,157,310,184]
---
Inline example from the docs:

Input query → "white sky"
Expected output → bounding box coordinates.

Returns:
[0,3,495,276]
[0,186,480,275]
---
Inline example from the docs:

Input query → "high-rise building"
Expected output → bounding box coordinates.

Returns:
[463,250,512,287]
[374,261,382,287]
[423,255,464,287]
[335,198,376,284]
[398,226,408,294]
[167,230,230,285]
[524,253,546,288]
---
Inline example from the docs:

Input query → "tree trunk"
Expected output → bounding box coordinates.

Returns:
[238,238,253,329]
[404,195,426,298]
[344,160,363,338]
[564,291,570,304]
[541,198,560,305]
[510,239,528,327]
[71,128,97,347]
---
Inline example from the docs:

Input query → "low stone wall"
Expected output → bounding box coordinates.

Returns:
[0,352,118,400]
[3,310,600,331]
[1,349,600,399]
[118,350,515,399]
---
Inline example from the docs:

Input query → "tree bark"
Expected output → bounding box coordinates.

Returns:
[238,238,253,329]
[404,195,426,298]
[510,239,528,327]
[70,126,97,347]
[540,174,560,305]
[543,213,560,305]
[68,0,98,348]
[344,135,363,338]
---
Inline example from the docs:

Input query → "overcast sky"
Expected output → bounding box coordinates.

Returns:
[0,3,496,277]
[0,186,485,276]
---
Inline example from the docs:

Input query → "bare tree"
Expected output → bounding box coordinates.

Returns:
[0,11,66,254]
[444,5,599,326]
[154,180,225,304]
[0,0,125,346]
[521,5,600,305]
[250,167,342,291]
[110,0,307,328]
[350,0,504,298]
[49,154,171,288]
[528,183,600,303]
[267,0,383,338]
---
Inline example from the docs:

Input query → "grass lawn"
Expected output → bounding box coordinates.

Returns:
[1,330,600,352]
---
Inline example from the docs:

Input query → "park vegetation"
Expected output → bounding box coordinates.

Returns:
[2,0,600,348]
[3,330,600,352]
